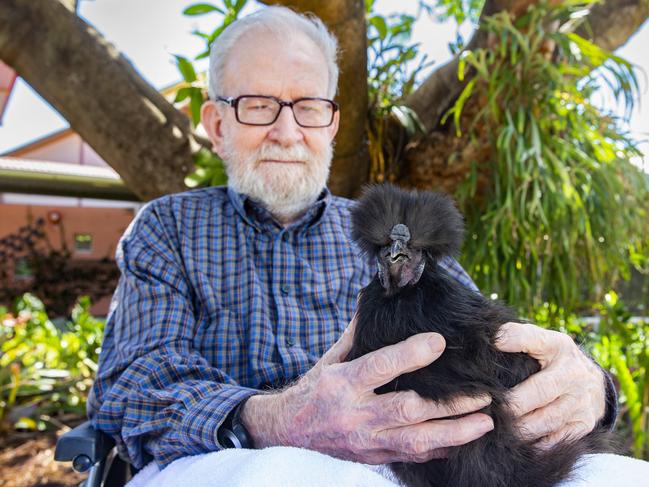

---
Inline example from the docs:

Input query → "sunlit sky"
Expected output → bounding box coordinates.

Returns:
[1,0,647,168]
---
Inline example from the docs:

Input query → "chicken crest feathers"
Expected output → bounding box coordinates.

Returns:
[351,183,465,260]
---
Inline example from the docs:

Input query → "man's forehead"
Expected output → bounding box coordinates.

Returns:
[221,30,329,97]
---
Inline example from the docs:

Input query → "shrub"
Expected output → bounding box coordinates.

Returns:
[533,292,648,460]
[0,294,104,433]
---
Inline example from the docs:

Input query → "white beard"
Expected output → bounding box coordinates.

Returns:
[221,139,333,223]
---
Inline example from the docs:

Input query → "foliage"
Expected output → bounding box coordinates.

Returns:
[534,296,649,460]
[532,291,649,460]
[365,0,431,183]
[177,0,250,188]
[0,294,104,433]
[591,291,649,459]
[445,0,649,311]
[418,0,485,52]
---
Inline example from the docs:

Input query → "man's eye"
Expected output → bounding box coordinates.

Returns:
[249,104,270,110]
[297,104,320,113]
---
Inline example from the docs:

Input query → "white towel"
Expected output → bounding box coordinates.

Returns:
[128,449,649,487]
[127,446,401,487]
[556,453,649,487]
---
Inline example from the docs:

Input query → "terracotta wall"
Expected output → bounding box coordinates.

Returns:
[0,204,136,315]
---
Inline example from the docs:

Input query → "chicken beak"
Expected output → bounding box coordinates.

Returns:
[390,238,408,262]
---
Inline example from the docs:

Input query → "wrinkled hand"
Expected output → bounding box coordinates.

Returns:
[242,314,494,464]
[495,322,607,447]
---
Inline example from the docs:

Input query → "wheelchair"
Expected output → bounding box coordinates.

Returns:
[55,421,136,487]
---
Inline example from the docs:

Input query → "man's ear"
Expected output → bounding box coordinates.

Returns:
[201,100,226,157]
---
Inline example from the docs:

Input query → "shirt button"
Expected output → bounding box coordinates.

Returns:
[280,283,291,294]
[285,337,295,347]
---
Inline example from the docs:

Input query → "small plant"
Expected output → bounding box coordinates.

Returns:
[533,292,649,460]
[0,294,104,433]
[591,291,648,459]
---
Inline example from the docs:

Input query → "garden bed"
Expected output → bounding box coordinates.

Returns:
[0,431,83,487]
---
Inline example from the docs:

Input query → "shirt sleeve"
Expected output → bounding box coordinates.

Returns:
[87,199,258,469]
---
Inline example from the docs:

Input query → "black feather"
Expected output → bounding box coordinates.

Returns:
[351,183,465,262]
[346,183,614,487]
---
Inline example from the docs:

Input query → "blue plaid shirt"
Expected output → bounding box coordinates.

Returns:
[87,185,479,469]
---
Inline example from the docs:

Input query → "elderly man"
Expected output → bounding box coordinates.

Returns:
[89,6,647,487]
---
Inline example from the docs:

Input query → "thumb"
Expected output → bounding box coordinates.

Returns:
[320,310,358,365]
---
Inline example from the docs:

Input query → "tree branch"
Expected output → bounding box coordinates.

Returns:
[576,0,649,52]
[405,0,648,132]
[0,0,207,200]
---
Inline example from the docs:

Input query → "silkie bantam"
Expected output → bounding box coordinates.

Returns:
[346,183,613,487]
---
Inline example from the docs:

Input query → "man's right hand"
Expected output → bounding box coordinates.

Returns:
[240,314,494,464]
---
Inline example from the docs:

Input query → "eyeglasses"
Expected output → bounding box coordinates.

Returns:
[215,95,338,128]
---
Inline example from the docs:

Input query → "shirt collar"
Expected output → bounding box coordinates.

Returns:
[226,185,331,233]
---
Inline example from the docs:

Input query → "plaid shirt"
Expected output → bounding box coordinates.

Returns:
[87,185,478,469]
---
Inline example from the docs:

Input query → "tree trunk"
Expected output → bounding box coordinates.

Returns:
[259,0,369,198]
[576,0,649,52]
[0,0,207,201]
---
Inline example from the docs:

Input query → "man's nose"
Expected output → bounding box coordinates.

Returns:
[267,106,304,146]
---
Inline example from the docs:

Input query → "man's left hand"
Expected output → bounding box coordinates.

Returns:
[495,322,607,448]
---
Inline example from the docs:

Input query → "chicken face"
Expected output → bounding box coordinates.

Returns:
[377,223,425,295]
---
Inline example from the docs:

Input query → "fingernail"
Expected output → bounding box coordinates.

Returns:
[428,334,445,352]
[478,416,494,432]
[475,394,492,406]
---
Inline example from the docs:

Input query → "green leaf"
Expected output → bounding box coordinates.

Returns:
[183,3,224,16]
[174,55,197,83]
[174,87,193,103]
[189,90,204,126]
[370,16,388,40]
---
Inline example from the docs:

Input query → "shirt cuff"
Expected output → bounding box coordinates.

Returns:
[172,385,259,459]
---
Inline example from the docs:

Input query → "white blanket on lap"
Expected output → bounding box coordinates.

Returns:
[127,447,399,487]
[127,448,649,487]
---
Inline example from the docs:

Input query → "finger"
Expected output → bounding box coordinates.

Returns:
[535,422,592,450]
[506,365,565,417]
[376,390,492,427]
[495,322,570,364]
[320,310,359,365]
[375,412,494,456]
[348,332,446,389]
[516,394,579,441]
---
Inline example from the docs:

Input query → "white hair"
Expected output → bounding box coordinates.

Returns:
[207,6,339,100]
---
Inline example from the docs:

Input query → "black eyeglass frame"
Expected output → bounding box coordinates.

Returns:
[215,94,339,128]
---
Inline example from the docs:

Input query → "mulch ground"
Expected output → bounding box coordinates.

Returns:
[0,432,84,487]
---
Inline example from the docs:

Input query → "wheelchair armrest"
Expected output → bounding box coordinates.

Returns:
[55,421,115,467]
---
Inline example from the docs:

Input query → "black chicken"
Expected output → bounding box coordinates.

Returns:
[346,183,611,487]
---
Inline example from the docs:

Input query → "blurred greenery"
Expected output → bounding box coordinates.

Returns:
[531,291,648,460]
[445,0,649,312]
[0,294,104,434]
[365,0,430,183]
